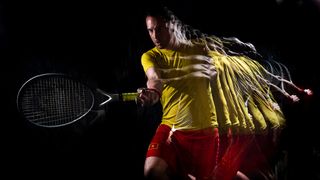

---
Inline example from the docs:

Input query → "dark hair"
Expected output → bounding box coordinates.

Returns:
[144,5,171,22]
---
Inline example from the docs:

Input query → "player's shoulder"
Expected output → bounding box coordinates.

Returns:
[142,47,162,58]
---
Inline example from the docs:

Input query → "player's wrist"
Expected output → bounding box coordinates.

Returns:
[147,88,162,99]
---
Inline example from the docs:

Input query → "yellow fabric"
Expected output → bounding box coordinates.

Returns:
[141,47,286,133]
[209,51,286,134]
[141,47,218,130]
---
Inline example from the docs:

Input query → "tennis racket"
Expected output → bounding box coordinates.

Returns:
[16,73,138,128]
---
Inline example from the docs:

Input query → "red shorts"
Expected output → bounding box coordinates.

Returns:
[216,128,278,180]
[146,124,219,179]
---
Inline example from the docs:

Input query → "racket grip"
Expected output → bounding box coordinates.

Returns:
[121,92,139,101]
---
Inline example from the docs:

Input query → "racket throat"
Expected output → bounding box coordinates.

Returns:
[96,88,119,107]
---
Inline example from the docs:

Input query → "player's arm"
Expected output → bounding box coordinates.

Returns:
[138,67,163,107]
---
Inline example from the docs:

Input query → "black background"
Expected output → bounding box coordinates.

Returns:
[1,0,319,179]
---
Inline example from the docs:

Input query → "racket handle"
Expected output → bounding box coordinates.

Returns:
[121,92,138,102]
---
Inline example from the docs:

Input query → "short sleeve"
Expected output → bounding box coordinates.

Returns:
[141,52,156,73]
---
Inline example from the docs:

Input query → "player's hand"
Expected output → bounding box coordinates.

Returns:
[137,88,161,107]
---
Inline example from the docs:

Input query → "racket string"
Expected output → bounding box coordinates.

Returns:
[19,75,94,127]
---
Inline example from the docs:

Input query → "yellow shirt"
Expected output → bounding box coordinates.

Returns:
[141,47,218,130]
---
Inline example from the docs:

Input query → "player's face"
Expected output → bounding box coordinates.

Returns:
[146,16,171,49]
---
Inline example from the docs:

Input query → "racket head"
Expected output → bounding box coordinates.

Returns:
[16,73,95,128]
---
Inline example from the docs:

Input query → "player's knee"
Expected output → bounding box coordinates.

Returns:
[144,163,167,179]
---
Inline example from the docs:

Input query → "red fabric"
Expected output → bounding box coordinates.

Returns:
[147,125,277,180]
[215,131,254,180]
[146,124,219,179]
[146,124,178,174]
[215,128,278,180]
